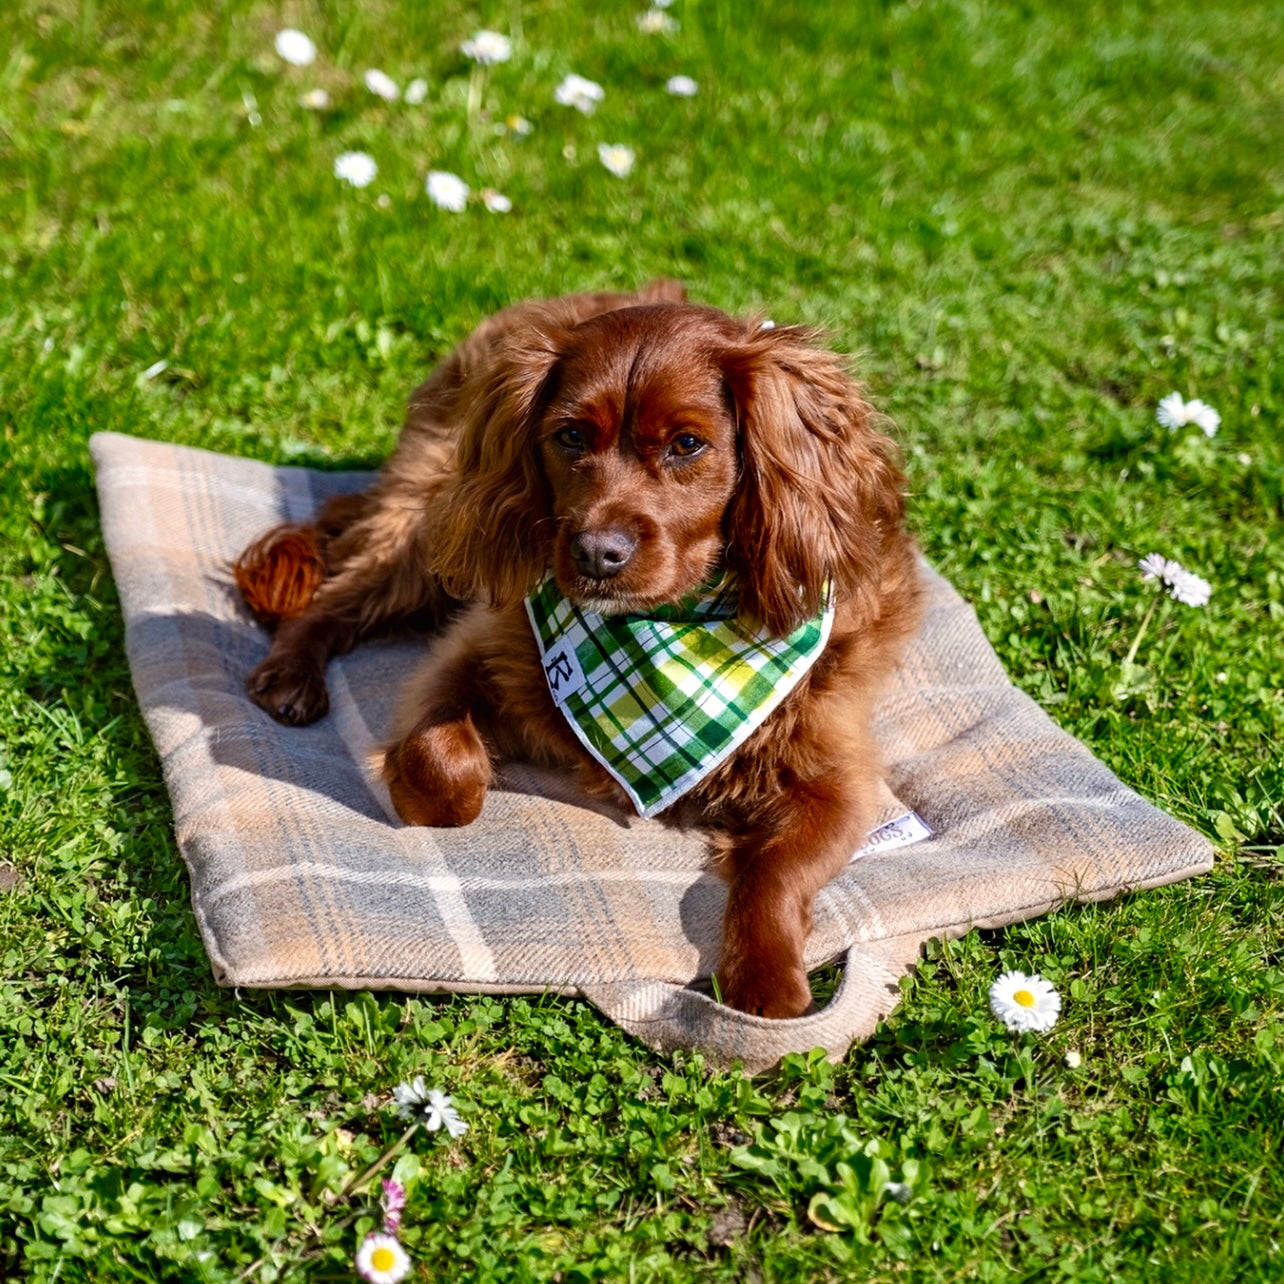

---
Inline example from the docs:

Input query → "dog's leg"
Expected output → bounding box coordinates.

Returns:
[713,769,873,1020]
[243,482,455,726]
[380,610,496,827]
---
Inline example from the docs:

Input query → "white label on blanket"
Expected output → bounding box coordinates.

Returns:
[541,642,588,706]
[850,810,933,861]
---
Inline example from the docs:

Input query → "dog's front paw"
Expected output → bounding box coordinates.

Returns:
[382,720,491,827]
[247,656,330,725]
[715,955,814,1020]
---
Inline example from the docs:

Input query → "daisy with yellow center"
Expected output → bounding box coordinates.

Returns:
[989,969,1061,1032]
[355,1232,411,1283]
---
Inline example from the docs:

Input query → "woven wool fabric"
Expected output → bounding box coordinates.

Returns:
[525,574,834,818]
[91,432,1216,1073]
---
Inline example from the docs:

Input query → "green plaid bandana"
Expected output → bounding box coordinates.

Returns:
[524,576,835,818]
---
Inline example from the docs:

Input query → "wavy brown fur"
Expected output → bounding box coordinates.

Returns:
[233,527,326,626]
[233,280,923,1018]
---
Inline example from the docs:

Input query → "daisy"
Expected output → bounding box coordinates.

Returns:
[598,143,635,177]
[665,74,699,97]
[274,28,317,67]
[425,170,469,212]
[555,73,605,114]
[380,1178,407,1234]
[355,1232,411,1284]
[481,188,513,213]
[334,151,377,188]
[461,30,512,65]
[637,9,679,33]
[1168,567,1212,607]
[505,114,534,136]
[392,1077,469,1135]
[1137,554,1212,607]
[364,69,400,102]
[1156,391,1221,437]
[299,88,330,110]
[404,77,428,105]
[989,970,1061,1032]
[1137,552,1173,582]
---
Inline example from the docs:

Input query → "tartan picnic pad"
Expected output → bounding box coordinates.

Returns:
[525,574,834,818]
[91,432,1216,1073]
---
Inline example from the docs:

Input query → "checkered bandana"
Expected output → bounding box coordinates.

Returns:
[525,576,835,818]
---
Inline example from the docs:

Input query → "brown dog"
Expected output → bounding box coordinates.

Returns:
[234,281,922,1018]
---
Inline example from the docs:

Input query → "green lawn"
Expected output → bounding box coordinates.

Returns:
[2,0,1282,1279]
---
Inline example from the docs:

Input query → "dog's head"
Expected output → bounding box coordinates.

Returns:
[432,302,907,636]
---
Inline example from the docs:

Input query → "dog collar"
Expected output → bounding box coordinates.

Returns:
[524,575,835,818]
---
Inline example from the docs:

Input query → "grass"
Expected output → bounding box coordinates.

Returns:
[1,0,1282,1279]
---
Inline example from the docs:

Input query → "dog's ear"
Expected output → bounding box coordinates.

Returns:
[721,325,908,637]
[428,309,575,606]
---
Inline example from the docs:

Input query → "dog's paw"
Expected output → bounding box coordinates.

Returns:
[715,957,814,1020]
[382,721,490,827]
[247,656,330,726]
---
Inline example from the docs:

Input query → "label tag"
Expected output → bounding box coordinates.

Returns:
[541,643,587,706]
[850,810,933,861]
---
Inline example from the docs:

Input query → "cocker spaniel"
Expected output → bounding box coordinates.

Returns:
[234,280,922,1019]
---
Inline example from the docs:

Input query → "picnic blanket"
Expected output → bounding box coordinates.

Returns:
[90,431,1216,1073]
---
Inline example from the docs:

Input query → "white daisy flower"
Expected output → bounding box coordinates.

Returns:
[1168,567,1212,607]
[1064,1049,1082,1068]
[355,1232,411,1284]
[274,28,317,67]
[364,69,400,101]
[989,970,1061,1032]
[637,9,679,33]
[1137,553,1212,607]
[426,170,469,212]
[598,143,635,177]
[334,151,377,188]
[1137,552,1173,582]
[505,113,534,136]
[1156,391,1220,437]
[665,74,699,97]
[481,188,512,213]
[404,77,428,105]
[555,73,605,114]
[461,30,512,65]
[299,88,330,110]
[392,1076,469,1135]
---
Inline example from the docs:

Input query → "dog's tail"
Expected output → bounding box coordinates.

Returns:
[233,491,369,625]
[233,524,326,625]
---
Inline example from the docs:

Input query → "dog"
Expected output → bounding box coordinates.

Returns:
[233,280,923,1019]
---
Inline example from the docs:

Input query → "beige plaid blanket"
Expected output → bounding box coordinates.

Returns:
[91,432,1214,1073]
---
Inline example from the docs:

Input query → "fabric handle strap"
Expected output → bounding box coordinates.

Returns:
[582,943,908,1076]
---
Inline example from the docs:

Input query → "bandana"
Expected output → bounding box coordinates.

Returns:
[525,576,835,819]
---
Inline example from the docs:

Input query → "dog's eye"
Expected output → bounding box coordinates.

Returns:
[668,432,706,458]
[554,426,587,452]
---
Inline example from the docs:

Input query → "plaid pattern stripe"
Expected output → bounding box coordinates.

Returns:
[525,577,835,818]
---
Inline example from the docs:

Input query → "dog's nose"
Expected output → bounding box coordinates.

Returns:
[570,527,637,580]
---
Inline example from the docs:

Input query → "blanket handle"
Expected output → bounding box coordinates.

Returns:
[582,943,905,1076]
